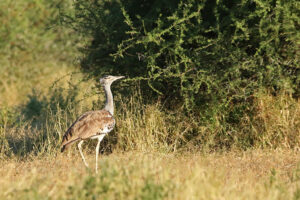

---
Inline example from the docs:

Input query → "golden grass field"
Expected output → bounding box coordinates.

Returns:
[0,150,299,199]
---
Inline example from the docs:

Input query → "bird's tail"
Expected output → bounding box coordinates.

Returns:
[60,138,80,153]
[61,145,66,152]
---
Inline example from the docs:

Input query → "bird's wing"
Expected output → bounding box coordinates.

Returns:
[78,111,115,139]
[61,110,115,147]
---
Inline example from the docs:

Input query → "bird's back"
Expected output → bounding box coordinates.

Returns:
[61,110,115,152]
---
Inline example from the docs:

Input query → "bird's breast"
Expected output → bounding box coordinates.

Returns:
[98,118,115,134]
[99,126,114,134]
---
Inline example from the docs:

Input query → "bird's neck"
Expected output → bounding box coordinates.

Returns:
[103,84,114,115]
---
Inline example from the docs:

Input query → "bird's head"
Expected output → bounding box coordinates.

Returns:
[100,75,125,86]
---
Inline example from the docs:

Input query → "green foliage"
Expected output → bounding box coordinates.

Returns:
[65,161,171,200]
[0,0,78,64]
[65,0,299,110]
[140,179,167,200]
[0,0,81,107]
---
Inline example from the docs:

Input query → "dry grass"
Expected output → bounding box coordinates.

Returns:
[253,92,300,149]
[0,150,299,200]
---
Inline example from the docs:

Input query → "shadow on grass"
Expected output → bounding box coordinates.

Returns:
[1,82,118,158]
[0,84,78,158]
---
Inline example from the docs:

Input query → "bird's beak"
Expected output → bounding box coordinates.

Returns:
[115,76,125,80]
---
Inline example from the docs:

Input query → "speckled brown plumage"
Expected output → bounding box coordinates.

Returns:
[61,110,115,152]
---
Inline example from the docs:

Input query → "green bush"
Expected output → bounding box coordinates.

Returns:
[64,0,299,111]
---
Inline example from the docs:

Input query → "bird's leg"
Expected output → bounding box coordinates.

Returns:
[78,140,89,167]
[95,134,106,174]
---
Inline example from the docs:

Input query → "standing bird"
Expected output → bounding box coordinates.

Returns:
[61,75,125,173]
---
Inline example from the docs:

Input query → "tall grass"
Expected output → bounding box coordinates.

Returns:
[253,92,300,149]
[1,78,300,159]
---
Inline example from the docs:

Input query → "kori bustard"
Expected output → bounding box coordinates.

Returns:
[61,75,125,173]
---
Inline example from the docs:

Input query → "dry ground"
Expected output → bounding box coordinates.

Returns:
[0,149,299,200]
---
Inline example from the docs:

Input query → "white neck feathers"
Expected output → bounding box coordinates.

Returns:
[103,84,114,115]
